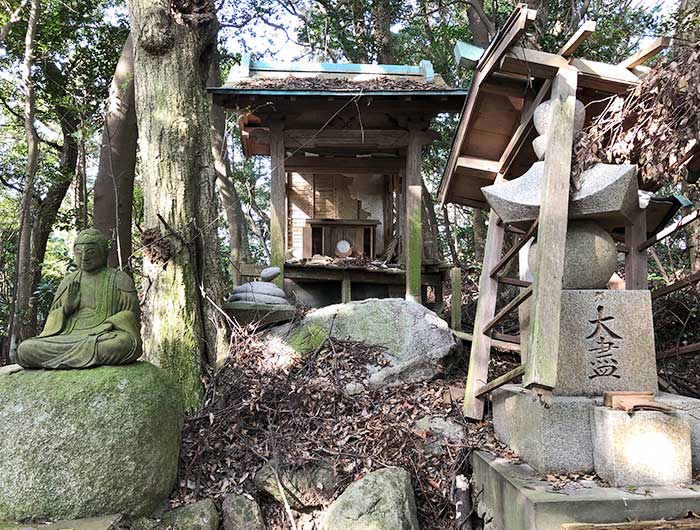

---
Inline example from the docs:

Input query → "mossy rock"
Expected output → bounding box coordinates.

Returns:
[0,362,184,522]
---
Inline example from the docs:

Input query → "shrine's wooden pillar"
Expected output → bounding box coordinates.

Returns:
[523,67,578,392]
[451,266,462,330]
[405,127,423,302]
[270,121,286,288]
[624,212,648,290]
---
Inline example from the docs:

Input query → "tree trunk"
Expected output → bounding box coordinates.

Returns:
[127,0,228,411]
[94,34,138,269]
[442,204,461,266]
[373,0,394,63]
[9,0,40,358]
[208,51,249,286]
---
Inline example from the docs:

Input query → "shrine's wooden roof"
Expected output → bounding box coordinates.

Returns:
[437,5,669,209]
[209,57,467,157]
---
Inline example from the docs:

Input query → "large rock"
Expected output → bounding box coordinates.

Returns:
[268,298,456,389]
[221,493,264,530]
[323,467,419,530]
[124,500,218,530]
[0,362,184,521]
[254,462,335,509]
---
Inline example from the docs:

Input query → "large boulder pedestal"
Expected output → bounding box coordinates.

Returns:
[0,362,184,522]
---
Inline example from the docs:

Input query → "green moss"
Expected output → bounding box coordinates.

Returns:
[286,321,329,354]
[0,363,184,521]
[407,210,422,299]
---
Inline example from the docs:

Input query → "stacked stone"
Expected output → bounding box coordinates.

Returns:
[227,266,291,306]
[485,98,700,488]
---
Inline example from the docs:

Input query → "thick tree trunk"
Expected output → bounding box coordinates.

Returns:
[373,0,394,63]
[9,0,40,358]
[208,53,249,286]
[128,0,228,411]
[94,34,138,269]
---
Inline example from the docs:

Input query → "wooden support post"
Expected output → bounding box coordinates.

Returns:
[625,211,648,290]
[270,121,286,288]
[524,67,578,391]
[405,128,422,302]
[463,205,506,419]
[451,266,462,331]
[341,270,351,303]
[518,239,533,363]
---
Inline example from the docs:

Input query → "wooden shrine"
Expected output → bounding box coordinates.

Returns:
[210,57,467,305]
[437,4,692,419]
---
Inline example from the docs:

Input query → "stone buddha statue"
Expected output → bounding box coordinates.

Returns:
[16,228,142,369]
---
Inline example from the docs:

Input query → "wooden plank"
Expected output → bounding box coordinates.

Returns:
[625,211,648,290]
[285,156,403,174]
[572,58,642,92]
[493,332,520,344]
[524,67,578,391]
[638,209,700,251]
[252,128,412,148]
[558,20,596,57]
[499,47,569,79]
[270,121,286,287]
[482,285,533,335]
[463,205,506,420]
[498,276,531,288]
[618,36,671,69]
[456,155,500,177]
[475,365,525,398]
[405,128,423,302]
[498,81,552,176]
[450,329,521,353]
[490,219,539,278]
[451,267,462,330]
[657,341,700,360]
[651,270,700,300]
[562,518,700,529]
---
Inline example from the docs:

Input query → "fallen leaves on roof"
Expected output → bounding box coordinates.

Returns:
[225,75,448,92]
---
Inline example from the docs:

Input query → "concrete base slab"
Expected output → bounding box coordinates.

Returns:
[492,385,598,474]
[471,451,700,530]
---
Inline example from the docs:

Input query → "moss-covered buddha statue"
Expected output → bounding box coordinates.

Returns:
[16,228,142,369]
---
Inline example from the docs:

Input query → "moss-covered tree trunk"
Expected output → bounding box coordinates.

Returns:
[127,0,228,411]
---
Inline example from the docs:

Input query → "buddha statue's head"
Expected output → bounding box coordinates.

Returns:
[74,229,109,272]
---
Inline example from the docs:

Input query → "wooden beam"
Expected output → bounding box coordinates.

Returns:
[498,276,531,288]
[269,121,286,288]
[456,156,500,177]
[493,332,520,344]
[625,211,648,290]
[490,219,538,278]
[638,209,700,251]
[450,329,521,353]
[651,270,700,300]
[405,128,423,302]
[558,20,596,57]
[451,267,462,330]
[475,365,525,398]
[618,36,671,69]
[464,205,506,420]
[657,341,700,361]
[252,128,413,149]
[562,518,700,529]
[499,47,569,79]
[341,270,351,303]
[482,285,533,335]
[285,156,403,174]
[524,67,578,391]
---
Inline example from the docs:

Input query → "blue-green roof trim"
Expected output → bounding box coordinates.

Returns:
[208,87,469,97]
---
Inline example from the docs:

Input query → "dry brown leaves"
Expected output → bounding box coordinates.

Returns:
[231,76,444,92]
[574,42,700,190]
[174,325,508,529]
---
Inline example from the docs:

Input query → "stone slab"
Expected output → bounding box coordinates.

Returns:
[0,515,122,530]
[657,392,700,471]
[593,407,692,487]
[493,385,597,474]
[471,450,700,530]
[554,289,658,396]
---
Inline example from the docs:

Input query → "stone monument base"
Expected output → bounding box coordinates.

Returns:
[471,451,700,530]
[0,362,184,521]
[493,385,700,474]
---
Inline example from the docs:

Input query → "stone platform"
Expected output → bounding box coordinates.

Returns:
[471,451,700,530]
[493,385,700,474]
